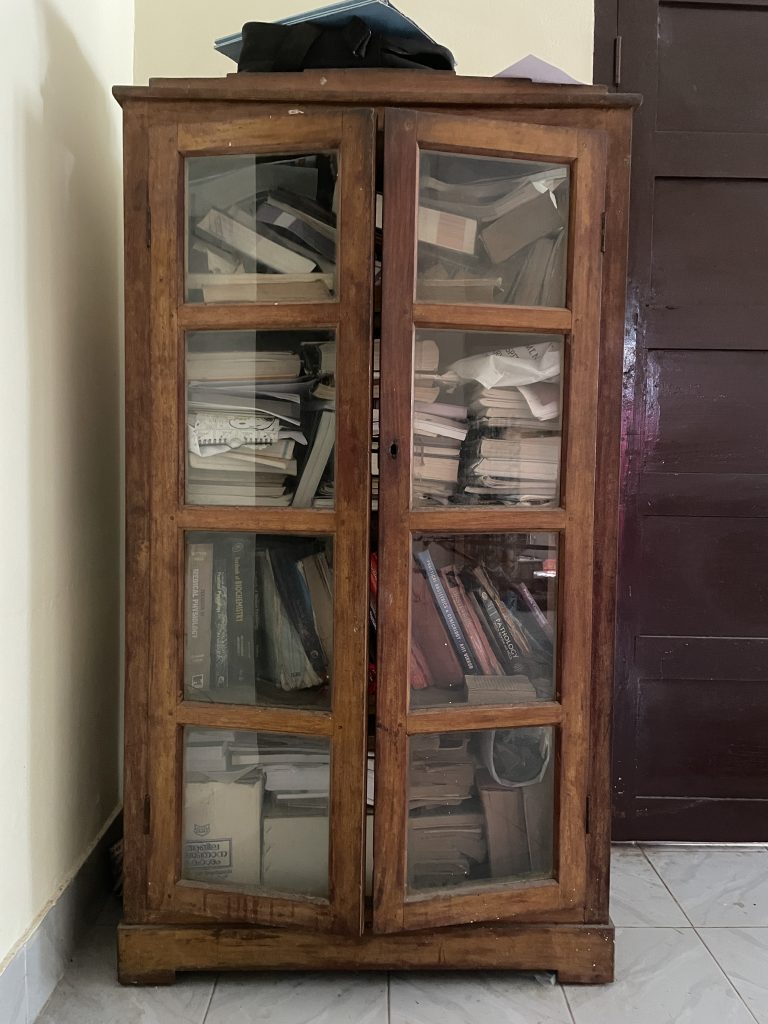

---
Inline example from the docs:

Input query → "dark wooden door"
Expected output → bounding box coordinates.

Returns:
[597,0,768,840]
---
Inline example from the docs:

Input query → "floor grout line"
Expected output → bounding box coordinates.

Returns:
[560,979,578,1024]
[694,927,761,1024]
[201,974,217,1024]
[638,845,698,927]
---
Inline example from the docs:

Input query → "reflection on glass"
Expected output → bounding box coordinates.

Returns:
[185,153,338,303]
[186,330,335,508]
[409,534,557,709]
[184,533,333,709]
[182,726,330,897]
[407,728,555,894]
[411,330,563,508]
[416,151,569,307]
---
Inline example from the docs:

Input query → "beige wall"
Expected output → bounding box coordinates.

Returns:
[0,0,132,967]
[134,0,594,84]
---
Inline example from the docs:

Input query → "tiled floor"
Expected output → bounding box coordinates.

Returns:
[34,845,768,1024]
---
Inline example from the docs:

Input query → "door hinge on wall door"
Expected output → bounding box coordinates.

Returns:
[143,795,151,835]
[600,212,607,253]
[613,35,623,87]
[146,199,152,248]
[585,795,591,835]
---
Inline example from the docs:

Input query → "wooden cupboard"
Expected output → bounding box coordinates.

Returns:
[113,71,638,984]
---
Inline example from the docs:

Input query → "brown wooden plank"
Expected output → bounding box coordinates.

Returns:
[178,304,339,331]
[408,508,566,534]
[407,703,564,733]
[326,108,376,935]
[178,113,344,152]
[550,128,608,914]
[402,879,561,931]
[372,107,419,935]
[122,100,152,924]
[414,109,582,162]
[114,70,639,111]
[177,703,333,736]
[118,920,614,981]
[175,507,336,534]
[157,884,333,930]
[145,123,185,914]
[413,303,571,333]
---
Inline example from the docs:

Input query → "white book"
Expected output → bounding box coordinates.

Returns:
[195,209,317,275]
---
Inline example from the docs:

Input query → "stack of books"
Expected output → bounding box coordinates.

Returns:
[184,536,334,707]
[415,153,568,307]
[186,153,337,303]
[411,337,468,505]
[186,336,337,507]
[409,542,554,704]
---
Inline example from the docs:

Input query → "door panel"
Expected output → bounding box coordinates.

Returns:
[600,0,768,839]
[374,108,607,932]
[145,108,375,931]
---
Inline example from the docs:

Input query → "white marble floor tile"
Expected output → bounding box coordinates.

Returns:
[204,973,388,1024]
[644,846,768,926]
[389,972,573,1024]
[564,927,755,1024]
[610,846,689,927]
[36,925,214,1024]
[699,928,768,1024]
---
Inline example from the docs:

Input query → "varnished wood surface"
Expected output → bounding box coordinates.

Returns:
[118,920,614,982]
[177,703,333,736]
[122,100,152,924]
[413,303,572,333]
[117,75,633,968]
[113,69,640,110]
[407,702,564,733]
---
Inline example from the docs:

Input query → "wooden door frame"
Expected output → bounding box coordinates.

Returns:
[373,108,607,933]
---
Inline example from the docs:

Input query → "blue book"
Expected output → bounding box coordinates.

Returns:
[215,0,453,65]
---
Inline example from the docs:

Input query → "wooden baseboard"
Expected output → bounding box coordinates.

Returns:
[118,920,614,985]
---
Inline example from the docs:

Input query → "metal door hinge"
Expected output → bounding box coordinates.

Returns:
[585,795,591,835]
[600,212,607,254]
[613,35,623,87]
[143,795,151,835]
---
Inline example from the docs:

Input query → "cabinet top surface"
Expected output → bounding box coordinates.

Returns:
[113,70,640,110]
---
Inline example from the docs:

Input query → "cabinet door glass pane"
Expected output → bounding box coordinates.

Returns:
[182,726,330,898]
[417,151,569,307]
[184,532,333,710]
[410,534,557,710]
[185,153,338,303]
[411,330,563,508]
[407,728,555,894]
[186,330,335,508]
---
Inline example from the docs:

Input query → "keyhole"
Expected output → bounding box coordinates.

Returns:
[389,440,399,459]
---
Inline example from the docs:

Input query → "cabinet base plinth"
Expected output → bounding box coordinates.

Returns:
[118,920,614,984]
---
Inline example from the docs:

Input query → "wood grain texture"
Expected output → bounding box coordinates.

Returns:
[177,703,333,736]
[408,508,566,534]
[407,703,564,733]
[175,507,336,533]
[118,920,614,981]
[114,69,640,110]
[372,107,418,935]
[413,303,571,333]
[178,304,339,331]
[122,100,152,924]
[326,108,376,934]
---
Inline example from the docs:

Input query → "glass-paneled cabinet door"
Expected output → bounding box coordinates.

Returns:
[144,109,375,935]
[374,110,607,933]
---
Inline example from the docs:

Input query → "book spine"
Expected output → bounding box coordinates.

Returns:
[185,543,213,693]
[211,541,229,689]
[510,581,555,642]
[269,547,329,683]
[415,549,479,674]
[462,569,523,672]
[442,568,503,676]
[228,537,255,688]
